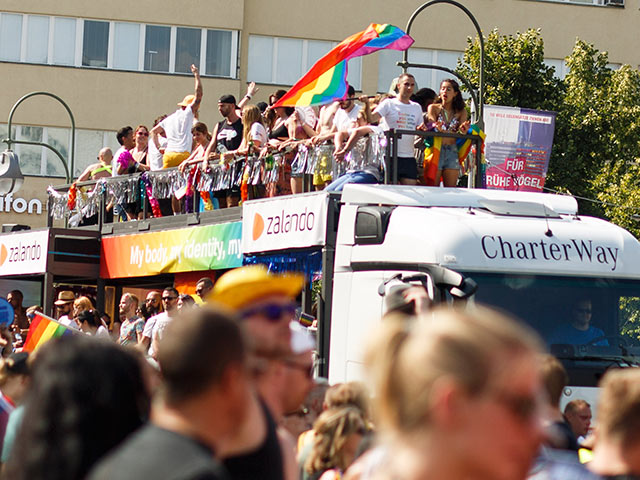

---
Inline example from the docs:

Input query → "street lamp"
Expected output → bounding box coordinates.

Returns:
[0,150,24,195]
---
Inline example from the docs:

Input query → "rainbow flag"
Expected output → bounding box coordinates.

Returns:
[423,124,485,185]
[23,312,75,353]
[273,24,413,107]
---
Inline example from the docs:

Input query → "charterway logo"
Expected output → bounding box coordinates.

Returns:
[253,213,265,241]
[0,244,6,266]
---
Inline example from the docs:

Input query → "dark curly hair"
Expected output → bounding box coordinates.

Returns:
[4,335,150,480]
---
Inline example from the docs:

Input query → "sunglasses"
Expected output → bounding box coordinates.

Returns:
[241,303,297,322]
[137,131,149,136]
[491,390,540,423]
[162,296,178,302]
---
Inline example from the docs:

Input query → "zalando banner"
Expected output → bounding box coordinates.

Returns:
[242,192,329,254]
[101,222,243,279]
[0,230,49,276]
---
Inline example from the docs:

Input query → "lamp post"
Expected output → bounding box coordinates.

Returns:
[2,92,75,190]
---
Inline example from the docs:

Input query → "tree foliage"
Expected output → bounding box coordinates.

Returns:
[457,32,640,235]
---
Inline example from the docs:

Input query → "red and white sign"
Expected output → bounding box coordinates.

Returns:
[242,192,329,254]
[0,230,49,276]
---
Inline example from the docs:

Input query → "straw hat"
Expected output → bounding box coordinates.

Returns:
[210,265,304,310]
[177,94,196,107]
[54,290,75,306]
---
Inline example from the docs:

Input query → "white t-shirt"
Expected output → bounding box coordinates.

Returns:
[374,99,423,157]
[146,312,175,357]
[250,122,268,146]
[160,105,195,153]
[111,146,126,177]
[148,135,167,171]
[333,105,361,132]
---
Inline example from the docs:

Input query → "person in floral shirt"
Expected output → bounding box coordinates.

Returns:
[117,294,145,347]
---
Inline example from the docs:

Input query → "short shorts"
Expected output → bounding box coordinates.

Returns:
[313,149,333,186]
[438,144,460,171]
[162,151,190,169]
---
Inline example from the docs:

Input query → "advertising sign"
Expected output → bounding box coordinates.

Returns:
[0,230,49,276]
[483,105,556,192]
[242,192,329,254]
[100,222,243,279]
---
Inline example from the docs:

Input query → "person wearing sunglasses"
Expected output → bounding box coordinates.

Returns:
[141,287,179,359]
[210,265,305,480]
[362,306,546,480]
[548,298,608,347]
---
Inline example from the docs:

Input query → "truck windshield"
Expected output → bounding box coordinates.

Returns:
[461,272,640,365]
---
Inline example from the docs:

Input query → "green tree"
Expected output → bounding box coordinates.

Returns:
[457,28,562,111]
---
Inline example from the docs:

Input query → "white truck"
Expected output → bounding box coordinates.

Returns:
[242,184,640,410]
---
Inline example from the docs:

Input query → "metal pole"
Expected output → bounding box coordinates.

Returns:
[2,138,71,183]
[403,0,485,126]
[5,91,76,182]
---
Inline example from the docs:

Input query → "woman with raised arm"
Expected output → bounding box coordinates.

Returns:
[426,79,470,187]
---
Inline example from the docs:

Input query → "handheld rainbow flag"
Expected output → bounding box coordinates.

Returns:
[23,311,76,353]
[273,24,414,108]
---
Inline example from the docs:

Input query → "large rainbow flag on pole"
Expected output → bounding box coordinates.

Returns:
[273,24,414,108]
[23,311,76,353]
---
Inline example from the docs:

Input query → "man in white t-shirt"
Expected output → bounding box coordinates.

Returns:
[363,73,424,185]
[146,287,180,359]
[147,115,168,171]
[151,64,202,170]
[333,86,361,132]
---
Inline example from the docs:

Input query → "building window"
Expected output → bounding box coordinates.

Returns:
[82,20,109,67]
[0,13,22,62]
[175,27,201,73]
[144,24,170,72]
[248,35,362,89]
[52,17,76,66]
[206,29,232,77]
[113,22,140,70]
[26,15,49,63]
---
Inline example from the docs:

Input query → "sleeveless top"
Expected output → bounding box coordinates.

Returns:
[90,164,112,178]
[223,398,284,480]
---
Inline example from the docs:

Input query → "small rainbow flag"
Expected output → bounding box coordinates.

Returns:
[273,24,414,107]
[23,312,75,353]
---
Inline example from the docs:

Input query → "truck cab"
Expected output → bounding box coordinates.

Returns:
[328,185,640,410]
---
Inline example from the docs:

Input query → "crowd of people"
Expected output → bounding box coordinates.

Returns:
[1,266,635,479]
[71,68,476,222]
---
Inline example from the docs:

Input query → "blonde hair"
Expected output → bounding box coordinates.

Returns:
[365,306,543,435]
[242,105,263,146]
[597,369,640,444]
[324,382,369,419]
[73,296,93,313]
[304,406,365,475]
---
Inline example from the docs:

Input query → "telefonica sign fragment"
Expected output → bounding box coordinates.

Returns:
[0,195,43,215]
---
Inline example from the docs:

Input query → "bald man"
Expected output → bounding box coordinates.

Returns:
[77,147,113,182]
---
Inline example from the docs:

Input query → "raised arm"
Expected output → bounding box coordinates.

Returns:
[191,64,203,110]
[238,82,259,110]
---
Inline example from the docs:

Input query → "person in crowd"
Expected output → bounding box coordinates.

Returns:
[362,306,545,480]
[362,73,424,185]
[76,309,109,338]
[195,277,214,302]
[583,369,640,477]
[147,115,167,171]
[0,352,30,455]
[131,125,150,167]
[151,64,202,170]
[304,407,367,480]
[549,298,607,346]
[72,295,94,319]
[210,264,305,480]
[6,291,28,332]
[54,290,76,328]
[112,125,149,220]
[112,126,135,176]
[147,287,180,359]
[118,293,145,347]
[425,78,470,187]
[201,94,243,208]
[178,122,211,173]
[411,87,438,120]
[4,335,150,480]
[177,294,196,312]
[144,290,163,317]
[381,279,431,316]
[564,399,592,444]
[539,354,578,451]
[88,307,250,480]
[77,147,113,182]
